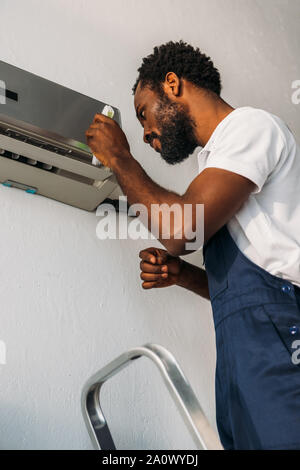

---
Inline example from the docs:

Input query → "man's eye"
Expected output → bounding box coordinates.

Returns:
[140,111,145,120]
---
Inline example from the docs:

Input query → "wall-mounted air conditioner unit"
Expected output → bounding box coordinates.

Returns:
[0,60,121,211]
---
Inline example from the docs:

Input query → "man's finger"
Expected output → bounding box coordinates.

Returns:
[85,125,101,136]
[85,129,97,138]
[153,249,168,265]
[139,249,157,264]
[93,113,110,124]
[140,261,167,273]
[142,281,158,290]
[140,272,167,281]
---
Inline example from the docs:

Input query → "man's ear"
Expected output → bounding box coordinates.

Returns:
[163,72,181,97]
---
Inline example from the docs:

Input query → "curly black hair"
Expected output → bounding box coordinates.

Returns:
[132,40,222,96]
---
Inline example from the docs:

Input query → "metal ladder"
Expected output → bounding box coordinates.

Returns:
[81,343,223,450]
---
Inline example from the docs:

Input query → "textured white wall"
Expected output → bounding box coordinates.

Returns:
[0,0,299,450]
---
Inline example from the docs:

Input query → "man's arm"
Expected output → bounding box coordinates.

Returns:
[176,260,210,299]
[112,154,255,255]
[86,114,255,255]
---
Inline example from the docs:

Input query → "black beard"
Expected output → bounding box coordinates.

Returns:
[149,93,199,165]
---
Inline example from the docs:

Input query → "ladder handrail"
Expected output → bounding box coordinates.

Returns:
[81,343,223,450]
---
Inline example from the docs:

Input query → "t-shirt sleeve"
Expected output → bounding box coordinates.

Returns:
[203,110,287,194]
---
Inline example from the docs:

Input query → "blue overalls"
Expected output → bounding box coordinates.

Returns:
[203,224,300,450]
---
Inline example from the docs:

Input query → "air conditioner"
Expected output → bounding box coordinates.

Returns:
[0,60,121,211]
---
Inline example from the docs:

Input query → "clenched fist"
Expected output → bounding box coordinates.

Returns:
[85,113,131,169]
[139,247,182,289]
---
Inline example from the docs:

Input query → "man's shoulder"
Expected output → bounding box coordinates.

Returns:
[222,106,283,129]
[216,106,291,146]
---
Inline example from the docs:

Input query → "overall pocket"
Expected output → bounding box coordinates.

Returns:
[262,302,300,365]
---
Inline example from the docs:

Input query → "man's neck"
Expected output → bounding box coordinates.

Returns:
[188,90,235,147]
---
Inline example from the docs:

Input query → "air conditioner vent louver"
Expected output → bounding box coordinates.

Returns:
[0,126,90,161]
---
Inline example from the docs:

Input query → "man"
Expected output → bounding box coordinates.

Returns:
[86,41,300,450]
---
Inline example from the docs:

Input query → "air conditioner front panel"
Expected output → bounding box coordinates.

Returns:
[0,156,117,212]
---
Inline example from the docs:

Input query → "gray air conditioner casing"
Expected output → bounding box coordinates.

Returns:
[0,60,121,211]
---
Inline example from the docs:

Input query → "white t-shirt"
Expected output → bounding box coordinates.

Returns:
[197,106,300,287]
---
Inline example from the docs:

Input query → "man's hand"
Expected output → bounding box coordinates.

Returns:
[85,113,131,169]
[139,247,182,289]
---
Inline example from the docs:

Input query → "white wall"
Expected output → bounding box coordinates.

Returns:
[0,0,299,450]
